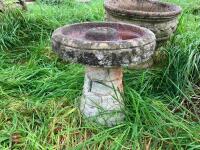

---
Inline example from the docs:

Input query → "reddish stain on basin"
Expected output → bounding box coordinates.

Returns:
[61,23,143,42]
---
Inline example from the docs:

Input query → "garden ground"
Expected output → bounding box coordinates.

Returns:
[0,0,200,149]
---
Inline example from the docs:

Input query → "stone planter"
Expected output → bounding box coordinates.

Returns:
[52,22,156,126]
[3,0,28,11]
[0,0,4,12]
[104,0,182,47]
[17,0,27,10]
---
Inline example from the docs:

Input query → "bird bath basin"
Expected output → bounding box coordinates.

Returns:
[104,0,182,47]
[52,22,156,126]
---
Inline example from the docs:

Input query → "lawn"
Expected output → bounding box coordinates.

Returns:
[0,0,200,149]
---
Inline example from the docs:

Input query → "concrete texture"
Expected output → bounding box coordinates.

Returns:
[52,22,156,126]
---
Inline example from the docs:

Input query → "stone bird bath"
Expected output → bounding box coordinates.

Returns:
[52,22,156,126]
[104,0,182,47]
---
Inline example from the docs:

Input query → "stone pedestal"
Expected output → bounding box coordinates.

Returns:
[80,67,125,126]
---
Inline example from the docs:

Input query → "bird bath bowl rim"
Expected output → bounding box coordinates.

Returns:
[52,22,156,68]
[52,22,156,50]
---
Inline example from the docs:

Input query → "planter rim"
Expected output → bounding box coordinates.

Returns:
[104,0,182,20]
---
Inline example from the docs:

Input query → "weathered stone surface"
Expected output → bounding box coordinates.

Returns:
[83,67,123,96]
[52,22,156,68]
[91,81,114,96]
[51,22,156,126]
[3,0,27,11]
[106,14,178,44]
[86,67,122,81]
[104,0,182,47]
[80,67,124,126]
[86,67,109,81]
[0,0,4,12]
[17,0,27,10]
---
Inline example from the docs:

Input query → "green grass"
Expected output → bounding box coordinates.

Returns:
[0,0,200,149]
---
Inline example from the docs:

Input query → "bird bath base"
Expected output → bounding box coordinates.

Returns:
[80,67,124,126]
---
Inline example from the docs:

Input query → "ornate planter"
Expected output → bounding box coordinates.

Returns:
[104,0,182,47]
[0,0,4,12]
